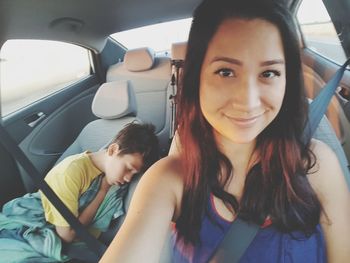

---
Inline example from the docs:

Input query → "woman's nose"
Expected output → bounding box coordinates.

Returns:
[232,77,261,111]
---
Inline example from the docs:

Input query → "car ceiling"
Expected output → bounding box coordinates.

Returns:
[0,0,294,52]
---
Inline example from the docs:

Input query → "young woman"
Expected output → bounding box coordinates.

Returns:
[101,0,350,262]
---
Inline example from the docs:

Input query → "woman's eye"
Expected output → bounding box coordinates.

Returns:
[260,70,281,79]
[215,68,235,78]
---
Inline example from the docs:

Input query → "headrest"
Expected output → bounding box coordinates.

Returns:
[171,42,187,61]
[124,47,155,72]
[92,80,136,119]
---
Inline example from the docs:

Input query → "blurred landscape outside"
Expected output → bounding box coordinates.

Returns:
[297,0,346,63]
[0,40,90,116]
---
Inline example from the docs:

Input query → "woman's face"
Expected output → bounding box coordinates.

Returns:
[199,18,286,145]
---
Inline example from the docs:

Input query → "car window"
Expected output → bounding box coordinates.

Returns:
[110,18,192,55]
[0,40,91,116]
[296,0,347,64]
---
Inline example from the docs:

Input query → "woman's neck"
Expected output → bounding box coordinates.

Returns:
[214,134,259,199]
[215,133,257,178]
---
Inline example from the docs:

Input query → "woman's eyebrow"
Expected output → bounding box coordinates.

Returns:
[260,59,285,66]
[210,56,242,66]
[210,57,285,67]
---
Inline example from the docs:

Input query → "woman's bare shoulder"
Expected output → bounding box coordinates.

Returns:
[99,156,186,262]
[307,139,348,201]
[138,155,185,218]
[308,138,341,174]
[307,139,350,263]
[144,155,185,185]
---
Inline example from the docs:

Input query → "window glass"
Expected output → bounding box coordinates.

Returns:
[0,40,91,116]
[297,0,347,64]
[110,18,192,55]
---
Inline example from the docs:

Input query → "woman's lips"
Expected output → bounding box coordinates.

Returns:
[225,113,263,128]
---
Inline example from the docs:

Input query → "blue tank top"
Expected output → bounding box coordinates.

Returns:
[172,194,326,263]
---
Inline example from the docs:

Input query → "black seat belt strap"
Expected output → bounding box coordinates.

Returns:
[209,218,259,263]
[209,58,350,263]
[0,124,107,261]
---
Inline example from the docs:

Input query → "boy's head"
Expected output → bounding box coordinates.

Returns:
[104,122,159,186]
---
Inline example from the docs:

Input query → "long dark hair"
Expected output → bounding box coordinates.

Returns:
[176,0,321,245]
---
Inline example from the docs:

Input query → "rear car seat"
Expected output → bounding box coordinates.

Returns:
[106,47,172,156]
[95,44,185,257]
[99,46,184,249]
[56,80,137,163]
[171,41,187,65]
[97,47,173,243]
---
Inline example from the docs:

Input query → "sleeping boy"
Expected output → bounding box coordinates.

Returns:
[41,122,159,242]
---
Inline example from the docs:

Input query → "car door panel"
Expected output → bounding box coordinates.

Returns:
[0,75,101,201]
[0,143,26,207]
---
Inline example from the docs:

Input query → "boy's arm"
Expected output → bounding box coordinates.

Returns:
[56,176,110,243]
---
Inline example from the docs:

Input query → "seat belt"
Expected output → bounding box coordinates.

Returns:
[304,58,350,142]
[208,218,259,263]
[0,124,107,261]
[209,58,350,263]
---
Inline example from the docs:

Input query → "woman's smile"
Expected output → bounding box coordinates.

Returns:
[224,111,265,128]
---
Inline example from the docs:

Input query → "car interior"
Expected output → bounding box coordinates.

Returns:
[0,0,349,262]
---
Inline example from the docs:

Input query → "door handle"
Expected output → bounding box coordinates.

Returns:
[25,112,46,128]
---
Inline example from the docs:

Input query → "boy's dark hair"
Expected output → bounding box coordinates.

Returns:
[110,122,159,172]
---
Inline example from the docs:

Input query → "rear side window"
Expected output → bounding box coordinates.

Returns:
[110,18,192,56]
[297,0,347,64]
[0,40,91,116]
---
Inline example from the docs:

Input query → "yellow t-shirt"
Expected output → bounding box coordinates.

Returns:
[40,151,102,227]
